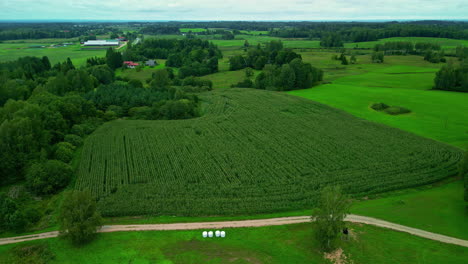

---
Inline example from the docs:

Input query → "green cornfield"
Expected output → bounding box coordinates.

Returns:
[76,89,461,216]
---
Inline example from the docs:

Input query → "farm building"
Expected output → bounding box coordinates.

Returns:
[83,40,120,46]
[145,60,157,66]
[124,61,139,69]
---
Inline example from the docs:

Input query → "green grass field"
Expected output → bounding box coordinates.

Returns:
[290,53,468,148]
[180,28,207,33]
[0,42,106,66]
[351,180,468,240]
[1,223,467,264]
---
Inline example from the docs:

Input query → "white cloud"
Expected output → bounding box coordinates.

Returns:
[0,0,467,20]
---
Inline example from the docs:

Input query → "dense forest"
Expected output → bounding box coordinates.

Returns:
[2,21,468,42]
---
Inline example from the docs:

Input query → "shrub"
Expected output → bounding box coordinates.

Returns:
[370,102,389,111]
[64,134,83,147]
[26,160,73,195]
[384,106,412,115]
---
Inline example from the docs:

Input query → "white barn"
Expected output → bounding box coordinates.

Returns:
[83,40,120,46]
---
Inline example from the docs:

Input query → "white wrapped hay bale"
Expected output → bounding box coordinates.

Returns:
[215,230,221,237]
[220,231,226,238]
[208,231,213,237]
[202,231,207,238]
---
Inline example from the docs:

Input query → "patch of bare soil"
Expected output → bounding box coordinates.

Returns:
[324,248,350,264]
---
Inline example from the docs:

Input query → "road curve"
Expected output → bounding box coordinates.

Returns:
[1,215,467,247]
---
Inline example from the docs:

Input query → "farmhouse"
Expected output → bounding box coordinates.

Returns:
[124,61,139,69]
[145,60,157,66]
[83,40,120,46]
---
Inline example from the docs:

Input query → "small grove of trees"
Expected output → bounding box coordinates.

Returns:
[58,190,102,245]
[26,160,73,195]
[254,58,323,91]
[229,40,301,71]
[312,186,352,252]
[371,52,385,63]
[320,33,343,48]
[433,62,468,92]
[423,50,446,63]
[105,48,123,70]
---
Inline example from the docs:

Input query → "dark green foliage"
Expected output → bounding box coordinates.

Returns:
[313,186,351,252]
[64,134,83,147]
[232,78,254,88]
[58,190,102,245]
[229,41,301,71]
[415,42,441,52]
[434,62,468,92]
[54,142,75,163]
[374,42,413,55]
[11,243,55,264]
[0,194,28,232]
[89,65,114,85]
[371,52,385,63]
[340,54,348,65]
[133,39,221,77]
[255,58,323,91]
[383,106,412,115]
[320,33,343,48]
[350,55,357,64]
[456,46,468,61]
[105,48,123,70]
[26,160,73,195]
[424,50,446,63]
[76,89,461,216]
[370,103,389,111]
[371,103,411,115]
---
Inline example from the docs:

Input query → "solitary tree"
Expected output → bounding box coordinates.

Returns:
[312,186,352,252]
[58,190,102,245]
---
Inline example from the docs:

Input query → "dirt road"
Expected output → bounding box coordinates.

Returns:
[1,215,467,247]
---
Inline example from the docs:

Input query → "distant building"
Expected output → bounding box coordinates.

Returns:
[145,60,157,67]
[124,61,139,69]
[83,40,120,46]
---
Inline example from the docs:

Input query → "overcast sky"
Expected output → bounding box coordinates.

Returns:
[1,0,467,21]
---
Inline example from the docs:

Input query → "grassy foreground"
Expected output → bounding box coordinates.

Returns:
[0,223,467,264]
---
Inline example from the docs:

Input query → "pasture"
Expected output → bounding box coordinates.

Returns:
[290,53,468,148]
[75,89,460,217]
[351,180,468,240]
[1,223,467,264]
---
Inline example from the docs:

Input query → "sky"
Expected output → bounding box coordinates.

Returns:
[1,0,467,21]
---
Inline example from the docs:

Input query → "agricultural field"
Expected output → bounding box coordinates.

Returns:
[1,223,467,264]
[0,41,106,66]
[75,89,461,217]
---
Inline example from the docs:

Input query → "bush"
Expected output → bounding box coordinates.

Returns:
[232,78,254,88]
[384,106,412,115]
[59,190,102,245]
[12,243,55,264]
[370,102,389,111]
[26,160,73,195]
[54,142,75,163]
[64,134,83,147]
